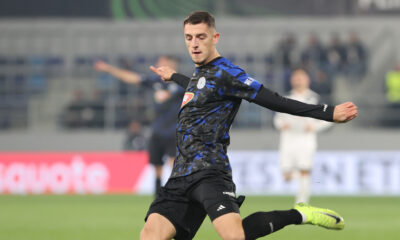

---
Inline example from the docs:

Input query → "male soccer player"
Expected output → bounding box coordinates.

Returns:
[94,56,183,194]
[274,69,332,204]
[141,11,358,240]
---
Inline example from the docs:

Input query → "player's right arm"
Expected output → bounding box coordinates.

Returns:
[94,60,142,84]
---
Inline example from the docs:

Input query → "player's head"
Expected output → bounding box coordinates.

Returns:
[156,55,179,70]
[183,11,220,66]
[290,69,310,92]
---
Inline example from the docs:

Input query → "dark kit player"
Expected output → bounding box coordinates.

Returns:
[141,12,358,240]
[94,56,183,194]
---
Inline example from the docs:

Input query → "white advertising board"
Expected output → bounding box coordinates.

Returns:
[137,151,400,196]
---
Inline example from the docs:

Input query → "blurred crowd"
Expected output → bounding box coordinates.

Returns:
[268,32,368,103]
[4,30,400,131]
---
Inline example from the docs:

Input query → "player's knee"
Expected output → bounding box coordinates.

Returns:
[140,225,158,240]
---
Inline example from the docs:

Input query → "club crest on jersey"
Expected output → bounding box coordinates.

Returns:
[197,77,206,89]
[181,92,194,107]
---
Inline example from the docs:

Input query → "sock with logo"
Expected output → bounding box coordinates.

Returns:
[242,209,302,240]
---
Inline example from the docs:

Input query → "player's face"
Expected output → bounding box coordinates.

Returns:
[184,23,220,66]
[291,70,310,91]
[156,57,177,70]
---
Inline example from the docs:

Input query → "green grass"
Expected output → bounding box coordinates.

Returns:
[0,195,399,240]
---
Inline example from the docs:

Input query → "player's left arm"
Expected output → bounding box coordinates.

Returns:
[253,86,358,123]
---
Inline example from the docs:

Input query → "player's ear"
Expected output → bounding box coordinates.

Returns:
[213,32,220,45]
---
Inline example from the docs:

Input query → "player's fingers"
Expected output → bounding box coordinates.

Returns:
[344,102,356,108]
[149,65,158,74]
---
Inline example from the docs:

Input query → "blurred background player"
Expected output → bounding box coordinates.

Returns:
[94,55,184,194]
[274,69,332,204]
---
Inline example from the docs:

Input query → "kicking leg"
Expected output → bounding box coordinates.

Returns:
[240,205,344,240]
[242,209,303,240]
[213,213,245,240]
[140,213,176,240]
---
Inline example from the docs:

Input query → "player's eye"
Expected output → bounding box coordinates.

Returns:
[185,35,192,41]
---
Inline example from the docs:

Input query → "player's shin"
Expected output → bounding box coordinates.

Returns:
[242,210,302,240]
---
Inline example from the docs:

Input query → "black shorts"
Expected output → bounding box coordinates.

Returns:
[145,169,245,240]
[148,133,176,166]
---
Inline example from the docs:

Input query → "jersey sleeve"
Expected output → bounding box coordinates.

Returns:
[223,68,262,101]
[253,86,334,122]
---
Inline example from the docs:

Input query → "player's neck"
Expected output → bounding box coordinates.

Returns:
[196,51,220,67]
[294,88,308,95]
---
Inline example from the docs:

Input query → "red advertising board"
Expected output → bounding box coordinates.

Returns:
[0,152,149,194]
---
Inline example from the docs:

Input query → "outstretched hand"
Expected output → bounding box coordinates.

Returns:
[149,65,176,81]
[94,60,111,72]
[333,102,358,123]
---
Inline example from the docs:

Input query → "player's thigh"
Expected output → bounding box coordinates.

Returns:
[190,172,241,222]
[296,150,314,171]
[212,212,245,240]
[141,213,176,240]
[145,178,207,239]
[280,148,295,173]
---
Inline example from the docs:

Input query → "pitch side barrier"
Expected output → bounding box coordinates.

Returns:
[0,151,399,195]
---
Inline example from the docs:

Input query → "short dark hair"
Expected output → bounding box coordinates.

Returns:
[183,11,216,29]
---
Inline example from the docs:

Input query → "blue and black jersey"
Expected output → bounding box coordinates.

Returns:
[170,56,334,178]
[171,57,262,178]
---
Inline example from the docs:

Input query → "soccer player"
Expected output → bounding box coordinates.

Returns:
[274,69,332,204]
[94,56,183,194]
[141,11,358,240]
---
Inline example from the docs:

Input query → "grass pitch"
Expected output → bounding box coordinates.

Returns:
[0,195,399,240]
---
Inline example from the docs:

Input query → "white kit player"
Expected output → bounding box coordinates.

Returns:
[274,69,332,204]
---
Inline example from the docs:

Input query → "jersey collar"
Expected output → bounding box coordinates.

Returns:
[196,56,224,70]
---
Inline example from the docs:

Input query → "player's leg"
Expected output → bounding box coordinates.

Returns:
[189,171,246,239]
[296,169,311,203]
[140,213,176,240]
[212,213,245,240]
[280,148,294,182]
[143,176,207,240]
[295,150,313,204]
[148,133,164,194]
[241,206,344,240]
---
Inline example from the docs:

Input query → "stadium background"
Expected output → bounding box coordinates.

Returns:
[0,0,399,239]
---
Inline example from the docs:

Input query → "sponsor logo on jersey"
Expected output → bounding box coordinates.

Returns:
[244,77,255,86]
[181,92,194,107]
[197,77,206,89]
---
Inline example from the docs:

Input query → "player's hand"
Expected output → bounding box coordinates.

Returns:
[94,60,111,72]
[305,123,314,132]
[281,123,290,131]
[333,102,358,123]
[149,65,176,81]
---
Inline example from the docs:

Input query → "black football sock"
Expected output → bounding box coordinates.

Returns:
[242,209,302,240]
